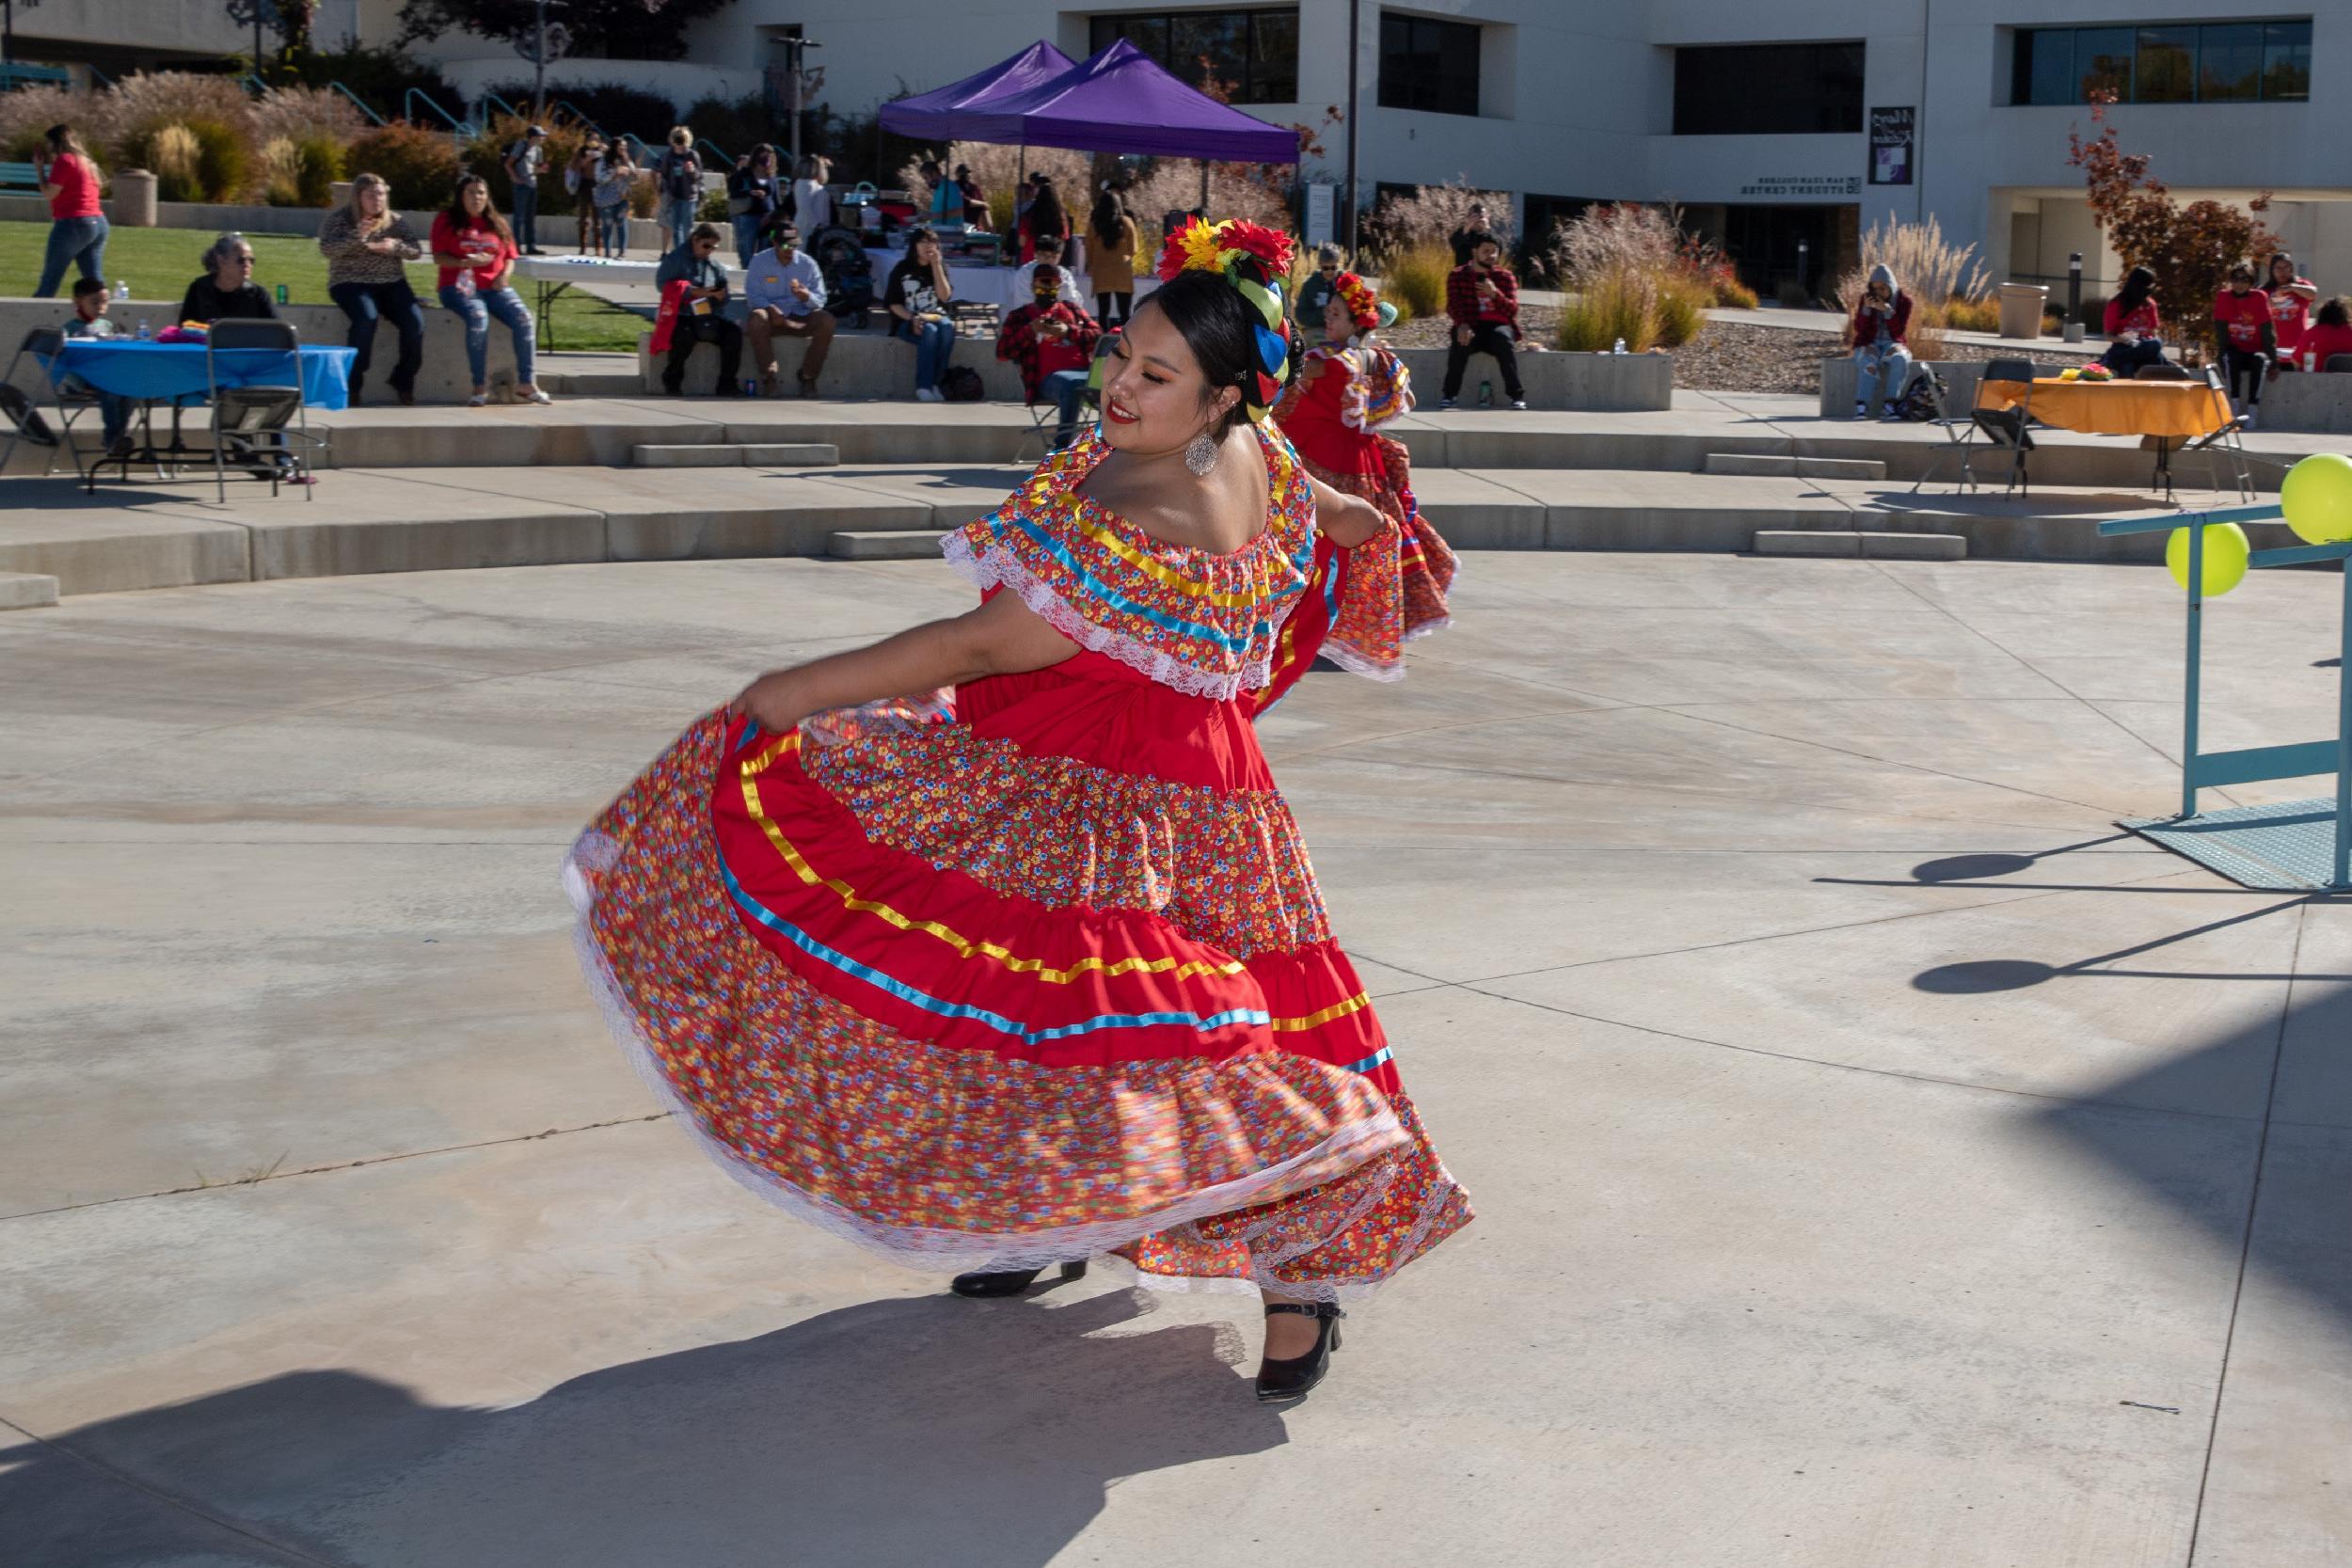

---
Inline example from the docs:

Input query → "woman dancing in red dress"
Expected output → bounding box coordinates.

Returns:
[568,221,1470,1403]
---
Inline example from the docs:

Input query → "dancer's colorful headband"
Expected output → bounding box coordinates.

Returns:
[1155,216,1296,422]
[1332,271,1379,333]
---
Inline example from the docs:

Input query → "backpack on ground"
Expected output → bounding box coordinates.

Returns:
[940,365,985,403]
[1892,369,1946,422]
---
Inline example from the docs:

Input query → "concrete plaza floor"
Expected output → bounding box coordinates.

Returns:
[3,550,2348,1566]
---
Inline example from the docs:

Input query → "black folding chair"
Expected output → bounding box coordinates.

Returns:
[1909,369,1981,494]
[0,326,90,482]
[2179,363,2253,502]
[1965,356,2042,497]
[205,319,319,503]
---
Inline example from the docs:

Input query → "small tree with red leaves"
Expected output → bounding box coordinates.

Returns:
[2068,91,2280,361]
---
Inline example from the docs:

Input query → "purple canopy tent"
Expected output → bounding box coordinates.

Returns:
[953,40,1299,164]
[874,40,1078,142]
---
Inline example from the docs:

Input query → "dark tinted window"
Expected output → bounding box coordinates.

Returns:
[2012,19,2311,103]
[1090,8,1300,103]
[1672,42,1864,135]
[1377,12,1481,116]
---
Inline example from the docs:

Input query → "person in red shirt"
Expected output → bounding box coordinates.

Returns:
[2098,266,2166,374]
[2296,297,2352,372]
[2212,264,2275,427]
[996,262,1101,448]
[2265,252,2317,369]
[429,173,550,407]
[1441,232,1525,409]
[32,123,107,299]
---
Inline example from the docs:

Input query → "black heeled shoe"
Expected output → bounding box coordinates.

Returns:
[1254,1302,1344,1402]
[948,1259,1088,1298]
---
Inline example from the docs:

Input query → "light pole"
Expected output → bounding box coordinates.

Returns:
[782,35,822,170]
[1342,0,1360,256]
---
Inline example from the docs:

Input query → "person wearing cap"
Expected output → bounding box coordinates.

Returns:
[996,261,1101,448]
[503,124,549,256]
[656,221,742,396]
[742,221,834,397]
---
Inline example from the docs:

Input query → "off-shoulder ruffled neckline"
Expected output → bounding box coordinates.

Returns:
[1051,424,1294,564]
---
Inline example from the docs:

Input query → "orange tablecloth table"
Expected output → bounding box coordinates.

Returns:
[1977,377,2232,440]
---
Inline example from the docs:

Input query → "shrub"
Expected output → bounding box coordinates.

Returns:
[106,71,258,177]
[1908,301,1950,362]
[1654,271,1711,349]
[0,84,89,162]
[187,117,249,204]
[259,136,302,206]
[141,123,203,201]
[1557,269,1659,353]
[1832,214,1991,322]
[1942,297,2000,334]
[461,112,593,216]
[347,120,463,211]
[491,81,678,147]
[1379,239,1453,321]
[1365,179,1513,258]
[1713,276,1760,309]
[251,85,365,150]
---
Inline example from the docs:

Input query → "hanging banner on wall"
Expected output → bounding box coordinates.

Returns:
[1304,182,1335,249]
[1869,106,1916,186]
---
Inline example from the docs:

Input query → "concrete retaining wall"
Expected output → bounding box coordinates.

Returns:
[639,323,1026,401]
[1,197,673,253]
[1819,357,1996,419]
[2256,370,2352,435]
[1390,347,1673,411]
[0,295,527,407]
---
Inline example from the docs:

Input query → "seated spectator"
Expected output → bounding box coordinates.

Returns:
[2098,266,2167,374]
[179,232,276,325]
[2268,252,2317,370]
[1847,263,1915,420]
[317,172,425,407]
[741,221,834,398]
[62,276,134,457]
[656,221,743,396]
[884,227,957,403]
[2297,297,2352,372]
[431,174,550,407]
[1441,233,1526,410]
[997,262,1100,448]
[2213,264,2274,428]
[955,164,989,231]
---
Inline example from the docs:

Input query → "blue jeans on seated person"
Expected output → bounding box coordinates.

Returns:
[889,314,957,391]
[437,283,536,388]
[1853,344,1913,415]
[2100,335,2168,375]
[63,374,131,445]
[330,278,425,399]
[1041,368,1089,447]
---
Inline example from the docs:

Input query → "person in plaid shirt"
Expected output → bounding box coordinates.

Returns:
[1441,232,1526,409]
[998,262,1104,448]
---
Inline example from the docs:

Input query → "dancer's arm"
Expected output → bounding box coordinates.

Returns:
[1307,473,1387,547]
[730,590,1077,731]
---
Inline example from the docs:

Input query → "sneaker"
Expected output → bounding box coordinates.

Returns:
[1510,399,1528,410]
[467,391,488,407]
[2240,409,2258,430]
[1438,397,1456,410]
[521,387,553,405]
[1853,402,1868,420]
[1880,406,1905,421]
[660,381,684,397]
[915,386,945,403]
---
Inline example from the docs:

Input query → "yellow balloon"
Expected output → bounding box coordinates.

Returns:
[2166,522,2250,596]
[2281,452,2352,546]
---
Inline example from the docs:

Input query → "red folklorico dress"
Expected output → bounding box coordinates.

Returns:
[1273,338,1457,676]
[568,421,1471,1299]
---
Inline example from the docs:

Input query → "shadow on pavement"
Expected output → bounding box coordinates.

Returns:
[0,1287,1284,1568]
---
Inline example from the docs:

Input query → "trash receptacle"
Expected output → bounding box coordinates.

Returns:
[113,167,157,228]
[1998,282,2049,341]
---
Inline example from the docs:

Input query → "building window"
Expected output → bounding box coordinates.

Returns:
[1377,12,1482,117]
[1091,8,1299,103]
[2010,19,2312,104]
[1671,42,1865,135]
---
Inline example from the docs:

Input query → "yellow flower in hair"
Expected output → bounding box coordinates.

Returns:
[1173,221,1230,277]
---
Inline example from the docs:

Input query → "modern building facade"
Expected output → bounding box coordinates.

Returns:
[20,2,2338,298]
[663,0,2341,297]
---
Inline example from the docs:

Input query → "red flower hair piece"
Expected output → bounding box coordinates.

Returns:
[1332,272,1379,332]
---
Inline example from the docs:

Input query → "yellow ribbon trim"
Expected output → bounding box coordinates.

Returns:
[737,731,1244,986]
[1268,990,1373,1032]
[1029,436,1302,612]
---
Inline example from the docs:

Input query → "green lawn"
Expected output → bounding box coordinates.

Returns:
[2,220,648,352]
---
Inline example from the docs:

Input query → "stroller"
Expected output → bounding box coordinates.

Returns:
[807,224,876,328]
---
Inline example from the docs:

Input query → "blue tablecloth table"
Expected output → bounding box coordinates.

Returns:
[44,340,356,409]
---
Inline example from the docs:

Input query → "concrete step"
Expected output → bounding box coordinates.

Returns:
[1754,530,1967,561]
[632,443,839,467]
[0,571,59,610]
[829,529,950,561]
[1703,452,1888,481]
[538,371,645,396]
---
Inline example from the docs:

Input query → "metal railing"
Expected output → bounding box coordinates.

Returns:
[696,137,732,169]
[479,90,523,124]
[324,81,386,124]
[404,87,477,140]
[553,100,606,135]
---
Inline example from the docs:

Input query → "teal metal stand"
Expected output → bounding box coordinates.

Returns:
[2097,503,2352,892]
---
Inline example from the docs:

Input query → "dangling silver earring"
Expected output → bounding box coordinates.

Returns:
[1184,429,1219,476]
